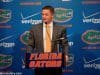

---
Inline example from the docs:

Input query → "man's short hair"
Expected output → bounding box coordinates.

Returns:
[42,6,55,14]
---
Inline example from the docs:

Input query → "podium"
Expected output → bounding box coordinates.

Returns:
[25,53,62,68]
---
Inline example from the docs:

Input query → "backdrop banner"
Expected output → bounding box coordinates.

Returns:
[0,0,100,75]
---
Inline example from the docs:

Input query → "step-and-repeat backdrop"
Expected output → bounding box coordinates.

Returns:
[0,0,100,75]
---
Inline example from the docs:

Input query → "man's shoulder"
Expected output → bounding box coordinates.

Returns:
[54,23,66,30]
[31,23,42,29]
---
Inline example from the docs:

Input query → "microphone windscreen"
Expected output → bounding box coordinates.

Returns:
[45,22,47,24]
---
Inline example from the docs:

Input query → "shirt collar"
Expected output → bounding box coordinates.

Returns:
[43,22,53,27]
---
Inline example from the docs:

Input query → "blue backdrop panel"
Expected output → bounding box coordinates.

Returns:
[0,0,100,75]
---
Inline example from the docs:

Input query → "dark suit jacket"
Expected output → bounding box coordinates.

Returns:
[26,22,68,55]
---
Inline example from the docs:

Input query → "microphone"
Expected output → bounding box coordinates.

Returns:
[45,22,47,25]
[52,37,65,42]
[57,37,65,40]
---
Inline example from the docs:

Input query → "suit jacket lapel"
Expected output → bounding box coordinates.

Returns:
[38,24,44,52]
[52,23,58,52]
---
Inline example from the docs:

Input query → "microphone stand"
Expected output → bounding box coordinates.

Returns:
[56,37,64,53]
[57,40,60,53]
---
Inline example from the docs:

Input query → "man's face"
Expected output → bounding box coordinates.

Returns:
[42,9,54,24]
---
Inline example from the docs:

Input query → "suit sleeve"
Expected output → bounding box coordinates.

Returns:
[26,29,35,53]
[60,27,69,67]
[61,27,69,55]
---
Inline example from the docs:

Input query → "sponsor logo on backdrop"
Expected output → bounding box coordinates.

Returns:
[21,12,42,25]
[82,30,100,44]
[66,54,74,67]
[83,57,100,69]
[20,31,30,45]
[54,8,73,22]
[68,41,74,46]
[44,0,70,1]
[0,36,15,48]
[0,0,13,2]
[0,24,12,28]
[62,0,71,1]
[63,54,74,73]
[83,11,100,24]
[20,1,41,6]
[0,9,11,23]
[67,34,74,46]
[0,54,12,69]
[82,30,100,50]
[0,72,22,75]
[82,0,100,4]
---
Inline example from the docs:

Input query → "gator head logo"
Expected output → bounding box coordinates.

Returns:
[54,8,73,22]
[0,0,13,2]
[82,30,100,44]
[0,54,12,69]
[66,54,74,67]
[0,9,11,23]
[20,31,30,45]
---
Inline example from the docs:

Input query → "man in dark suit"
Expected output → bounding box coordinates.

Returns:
[26,6,69,75]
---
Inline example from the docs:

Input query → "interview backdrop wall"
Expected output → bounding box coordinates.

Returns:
[0,0,100,75]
